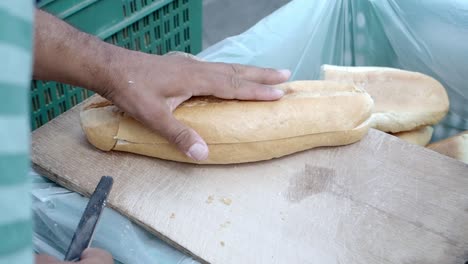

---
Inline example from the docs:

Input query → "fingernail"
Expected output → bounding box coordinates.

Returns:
[186,143,209,161]
[272,88,285,97]
[278,69,291,79]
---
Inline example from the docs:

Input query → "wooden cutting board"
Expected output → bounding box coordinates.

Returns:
[32,101,468,264]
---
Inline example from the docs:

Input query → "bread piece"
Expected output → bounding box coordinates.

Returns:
[320,65,449,133]
[427,131,468,164]
[392,126,433,146]
[80,81,374,164]
[79,96,121,151]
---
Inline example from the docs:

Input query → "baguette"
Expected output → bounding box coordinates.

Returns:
[80,81,374,164]
[321,65,449,133]
[427,131,468,164]
[392,126,433,146]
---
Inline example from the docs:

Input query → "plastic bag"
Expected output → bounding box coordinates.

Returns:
[199,0,468,141]
[32,171,199,264]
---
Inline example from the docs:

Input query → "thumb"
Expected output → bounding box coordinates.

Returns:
[155,111,209,161]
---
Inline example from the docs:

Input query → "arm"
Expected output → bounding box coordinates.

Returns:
[33,10,117,94]
[33,9,290,161]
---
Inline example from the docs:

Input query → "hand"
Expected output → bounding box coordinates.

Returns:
[102,51,291,161]
[33,9,290,162]
[36,248,113,264]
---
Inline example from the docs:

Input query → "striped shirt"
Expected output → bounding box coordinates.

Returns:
[0,1,34,264]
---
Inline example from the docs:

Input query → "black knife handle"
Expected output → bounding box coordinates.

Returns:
[64,176,114,261]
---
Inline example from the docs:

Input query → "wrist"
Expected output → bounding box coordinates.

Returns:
[77,36,123,97]
[96,48,163,103]
[93,45,134,101]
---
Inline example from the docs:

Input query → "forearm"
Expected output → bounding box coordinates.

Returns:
[33,9,123,95]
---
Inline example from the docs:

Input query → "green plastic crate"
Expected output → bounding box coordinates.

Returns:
[31,0,202,130]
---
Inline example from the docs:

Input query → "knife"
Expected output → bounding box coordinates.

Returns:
[64,176,114,261]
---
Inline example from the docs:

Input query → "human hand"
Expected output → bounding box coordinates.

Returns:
[33,10,290,162]
[102,51,290,161]
[35,248,113,264]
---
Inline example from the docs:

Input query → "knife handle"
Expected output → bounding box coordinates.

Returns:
[64,176,113,261]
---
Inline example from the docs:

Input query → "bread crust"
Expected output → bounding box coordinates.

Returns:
[427,131,467,164]
[321,65,449,133]
[80,81,374,164]
[80,95,122,151]
[392,126,433,146]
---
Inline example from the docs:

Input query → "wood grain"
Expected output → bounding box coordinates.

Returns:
[32,102,468,264]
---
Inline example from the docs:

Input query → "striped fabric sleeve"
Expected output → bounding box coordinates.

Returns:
[0,1,34,264]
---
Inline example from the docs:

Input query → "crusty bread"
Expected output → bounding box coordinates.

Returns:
[427,131,468,164]
[80,81,374,164]
[320,65,449,133]
[392,126,433,146]
[79,96,120,151]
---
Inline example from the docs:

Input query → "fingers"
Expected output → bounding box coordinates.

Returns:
[197,72,285,101]
[207,62,291,85]
[35,254,60,264]
[79,248,114,264]
[223,77,285,101]
[35,249,113,264]
[144,109,209,161]
[191,62,290,101]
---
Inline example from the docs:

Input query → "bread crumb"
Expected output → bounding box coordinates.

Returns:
[206,195,214,204]
[284,87,294,95]
[220,221,231,228]
[220,198,232,206]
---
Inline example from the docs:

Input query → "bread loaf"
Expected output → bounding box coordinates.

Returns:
[392,126,433,146]
[80,81,374,164]
[427,131,467,164]
[320,65,449,133]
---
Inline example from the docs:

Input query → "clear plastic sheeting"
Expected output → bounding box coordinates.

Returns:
[33,0,468,263]
[199,0,468,141]
[32,171,199,264]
